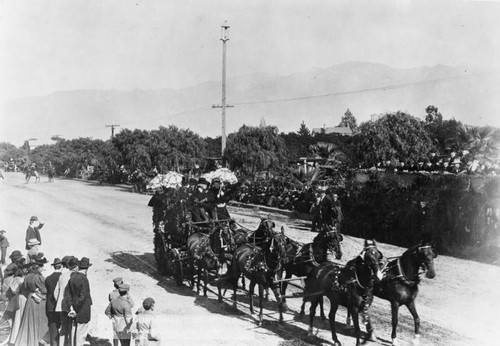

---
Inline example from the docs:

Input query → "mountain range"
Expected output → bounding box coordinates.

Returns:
[1,61,498,146]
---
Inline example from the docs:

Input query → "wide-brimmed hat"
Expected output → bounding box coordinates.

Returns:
[67,257,79,270]
[118,283,130,292]
[31,252,48,266]
[29,216,39,222]
[79,257,92,269]
[9,250,23,260]
[51,258,63,266]
[27,238,40,246]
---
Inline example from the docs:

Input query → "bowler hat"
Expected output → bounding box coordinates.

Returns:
[79,257,92,269]
[0,230,6,234]
[61,255,73,266]
[67,257,79,270]
[51,258,63,266]
[118,283,130,292]
[197,177,209,186]
[29,216,39,222]
[9,250,23,260]
[113,277,123,285]
[142,297,155,310]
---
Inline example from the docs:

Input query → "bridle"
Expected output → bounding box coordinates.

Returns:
[383,244,435,283]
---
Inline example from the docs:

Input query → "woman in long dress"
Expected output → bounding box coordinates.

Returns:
[5,268,27,345]
[14,256,49,346]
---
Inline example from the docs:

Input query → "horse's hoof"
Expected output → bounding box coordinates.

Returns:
[368,331,378,342]
[392,338,399,346]
[412,335,420,345]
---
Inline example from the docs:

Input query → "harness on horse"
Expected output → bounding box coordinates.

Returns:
[381,245,432,285]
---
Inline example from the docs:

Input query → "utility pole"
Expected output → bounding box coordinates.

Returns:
[212,21,233,158]
[106,124,120,139]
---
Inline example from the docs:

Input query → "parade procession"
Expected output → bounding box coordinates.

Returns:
[1,1,500,346]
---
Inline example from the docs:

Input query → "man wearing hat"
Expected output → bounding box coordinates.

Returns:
[65,257,93,346]
[25,216,44,250]
[54,256,78,346]
[105,283,133,346]
[45,258,64,346]
[190,177,210,222]
[0,230,10,264]
[316,185,338,231]
[205,177,232,220]
[109,277,134,308]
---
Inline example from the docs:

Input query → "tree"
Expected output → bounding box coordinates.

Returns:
[225,125,287,174]
[339,108,358,131]
[425,105,443,124]
[297,121,311,137]
[355,111,434,166]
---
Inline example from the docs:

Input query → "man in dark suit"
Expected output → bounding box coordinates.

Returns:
[25,215,44,249]
[65,257,93,346]
[317,186,337,230]
[46,258,63,346]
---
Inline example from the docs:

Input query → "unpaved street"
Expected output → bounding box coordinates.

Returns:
[0,172,498,346]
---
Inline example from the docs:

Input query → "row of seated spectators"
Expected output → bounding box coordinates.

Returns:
[361,150,499,176]
[235,177,318,213]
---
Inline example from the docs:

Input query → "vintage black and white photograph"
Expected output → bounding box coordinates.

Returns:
[0,1,499,345]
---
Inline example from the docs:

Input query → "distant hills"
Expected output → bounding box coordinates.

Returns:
[1,61,498,146]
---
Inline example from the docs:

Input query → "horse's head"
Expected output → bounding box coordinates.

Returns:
[259,216,276,235]
[414,241,437,279]
[361,239,384,282]
[319,225,343,260]
[267,227,288,267]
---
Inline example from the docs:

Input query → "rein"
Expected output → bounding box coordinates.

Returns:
[383,245,431,283]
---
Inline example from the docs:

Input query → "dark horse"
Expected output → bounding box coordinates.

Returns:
[187,223,234,302]
[278,225,343,318]
[305,240,384,346]
[347,240,437,345]
[230,227,289,326]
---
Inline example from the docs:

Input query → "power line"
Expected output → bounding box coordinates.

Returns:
[233,73,485,106]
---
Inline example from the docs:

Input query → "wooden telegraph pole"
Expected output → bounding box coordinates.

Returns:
[212,21,233,158]
[106,124,120,139]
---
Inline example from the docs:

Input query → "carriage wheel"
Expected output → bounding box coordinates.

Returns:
[0,300,11,345]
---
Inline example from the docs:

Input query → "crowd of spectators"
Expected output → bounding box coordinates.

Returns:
[362,150,500,176]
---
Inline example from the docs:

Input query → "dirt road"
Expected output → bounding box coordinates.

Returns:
[0,172,498,345]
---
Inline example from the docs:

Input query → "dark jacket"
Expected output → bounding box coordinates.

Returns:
[65,271,92,323]
[25,224,44,246]
[45,271,62,313]
[319,194,337,227]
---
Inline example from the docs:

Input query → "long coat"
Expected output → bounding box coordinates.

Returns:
[45,271,62,313]
[64,271,92,323]
[25,224,44,246]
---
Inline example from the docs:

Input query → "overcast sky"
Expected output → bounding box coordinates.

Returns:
[1,0,499,103]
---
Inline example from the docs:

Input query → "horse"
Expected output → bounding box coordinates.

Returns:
[273,224,343,317]
[187,224,234,302]
[230,227,289,326]
[304,239,384,346]
[346,240,437,345]
[25,167,40,183]
[292,226,344,318]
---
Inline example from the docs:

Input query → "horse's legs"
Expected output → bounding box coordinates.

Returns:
[307,298,319,336]
[299,299,306,316]
[196,266,202,294]
[216,266,223,303]
[328,303,341,346]
[269,284,284,322]
[249,280,256,315]
[406,301,421,344]
[350,308,361,346]
[319,297,326,320]
[203,268,209,297]
[258,284,264,326]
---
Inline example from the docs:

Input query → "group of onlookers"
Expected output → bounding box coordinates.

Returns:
[1,216,160,346]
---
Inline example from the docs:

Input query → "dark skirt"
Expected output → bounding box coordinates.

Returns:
[14,293,49,346]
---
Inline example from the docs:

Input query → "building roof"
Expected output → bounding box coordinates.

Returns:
[311,126,353,136]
